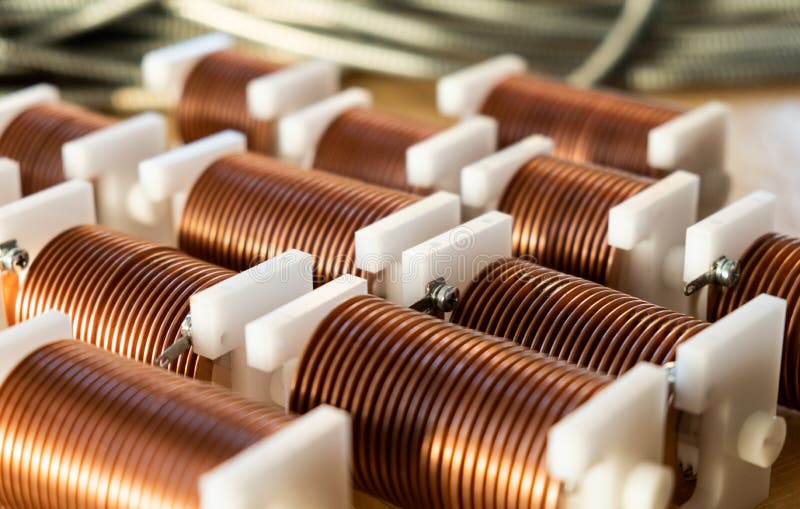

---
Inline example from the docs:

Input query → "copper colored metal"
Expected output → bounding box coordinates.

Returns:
[0,339,293,509]
[0,103,115,195]
[480,74,682,177]
[178,152,419,286]
[312,107,442,194]
[498,155,653,285]
[708,233,800,409]
[175,49,283,152]
[14,225,234,380]
[290,294,611,509]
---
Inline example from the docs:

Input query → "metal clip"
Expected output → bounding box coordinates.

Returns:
[409,277,460,315]
[683,256,740,296]
[156,315,192,369]
[0,240,30,273]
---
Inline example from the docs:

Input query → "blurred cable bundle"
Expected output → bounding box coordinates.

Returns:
[1,0,798,114]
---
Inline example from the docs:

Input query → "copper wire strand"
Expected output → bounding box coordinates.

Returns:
[312,107,443,194]
[14,225,235,380]
[708,233,800,409]
[498,155,653,285]
[0,340,293,509]
[289,294,611,509]
[480,74,682,177]
[0,103,115,195]
[175,49,283,152]
[178,152,419,286]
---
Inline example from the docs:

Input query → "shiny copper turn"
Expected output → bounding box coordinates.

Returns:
[498,155,653,285]
[176,49,283,152]
[480,74,682,177]
[15,225,235,380]
[0,340,293,509]
[290,294,611,509]
[0,103,115,195]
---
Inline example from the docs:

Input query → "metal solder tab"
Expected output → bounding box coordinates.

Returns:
[0,239,29,273]
[683,255,740,296]
[409,277,459,315]
[156,315,192,369]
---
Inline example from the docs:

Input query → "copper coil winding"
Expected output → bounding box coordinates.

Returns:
[178,152,419,286]
[0,103,115,195]
[290,294,611,509]
[480,74,682,177]
[498,155,653,285]
[176,49,283,152]
[312,107,442,194]
[708,233,800,409]
[14,225,235,380]
[0,340,293,509]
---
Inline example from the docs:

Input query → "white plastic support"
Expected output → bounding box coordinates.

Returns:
[0,84,59,136]
[609,171,699,313]
[388,211,512,306]
[548,363,671,509]
[277,88,372,166]
[247,60,340,120]
[0,311,72,384]
[199,406,351,509]
[436,54,526,118]
[460,135,554,213]
[406,116,497,193]
[0,159,21,206]
[142,32,234,101]
[673,294,786,509]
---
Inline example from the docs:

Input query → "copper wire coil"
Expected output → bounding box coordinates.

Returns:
[480,74,682,177]
[0,339,293,509]
[312,107,442,194]
[708,233,800,409]
[289,294,611,509]
[498,155,653,285]
[175,49,283,152]
[178,152,419,286]
[0,103,115,195]
[14,225,235,380]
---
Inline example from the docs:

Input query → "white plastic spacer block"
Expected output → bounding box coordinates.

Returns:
[0,83,59,136]
[388,211,512,306]
[406,115,497,193]
[0,311,72,384]
[0,159,21,206]
[437,54,526,117]
[0,180,95,263]
[199,405,351,509]
[138,130,246,202]
[674,294,786,509]
[461,135,553,211]
[190,250,314,360]
[354,191,460,274]
[142,32,234,100]
[246,275,368,374]
[247,60,340,120]
[277,87,372,166]
[683,191,776,282]
[548,363,670,509]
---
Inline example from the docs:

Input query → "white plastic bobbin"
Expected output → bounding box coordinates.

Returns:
[672,294,786,509]
[0,158,21,206]
[0,83,59,135]
[0,311,73,383]
[199,406,351,509]
[437,54,526,118]
[246,60,340,120]
[548,363,671,509]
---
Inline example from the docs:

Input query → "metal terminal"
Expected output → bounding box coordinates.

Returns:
[683,255,740,296]
[0,240,30,273]
[409,277,460,315]
[156,315,192,369]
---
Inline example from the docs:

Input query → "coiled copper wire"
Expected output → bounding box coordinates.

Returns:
[480,74,683,177]
[14,225,235,380]
[708,233,800,409]
[290,294,611,509]
[175,49,283,152]
[451,257,710,376]
[0,103,115,195]
[178,152,419,286]
[0,339,293,509]
[312,107,443,194]
[498,155,653,285]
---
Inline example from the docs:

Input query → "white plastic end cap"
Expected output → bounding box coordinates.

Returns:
[0,158,21,206]
[0,311,72,384]
[0,83,59,135]
[436,54,526,117]
[247,60,340,120]
[622,463,674,509]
